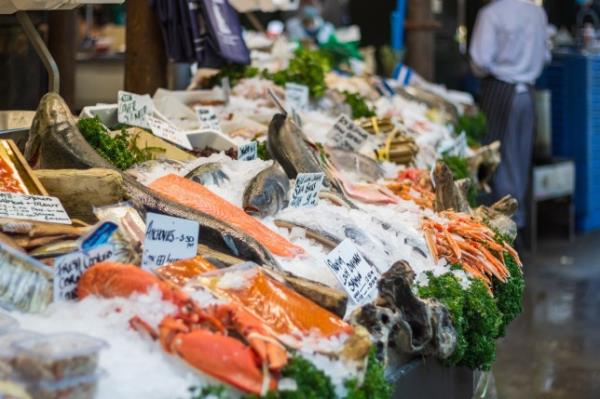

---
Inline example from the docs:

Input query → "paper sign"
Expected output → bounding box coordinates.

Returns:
[0,192,71,225]
[80,221,118,252]
[238,141,257,161]
[328,114,369,151]
[141,213,199,270]
[324,239,379,304]
[222,77,231,104]
[118,90,154,129]
[440,131,467,158]
[54,244,115,301]
[290,173,324,208]
[146,115,193,150]
[194,106,221,131]
[285,83,309,112]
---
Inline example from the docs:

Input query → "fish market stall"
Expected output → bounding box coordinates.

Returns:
[0,32,523,399]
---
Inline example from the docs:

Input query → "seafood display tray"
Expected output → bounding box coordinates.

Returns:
[0,139,48,195]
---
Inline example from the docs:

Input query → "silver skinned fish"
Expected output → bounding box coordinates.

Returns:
[242,163,289,218]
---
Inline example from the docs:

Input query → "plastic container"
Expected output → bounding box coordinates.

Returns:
[13,333,107,380]
[28,371,105,399]
[0,329,40,361]
[0,312,18,335]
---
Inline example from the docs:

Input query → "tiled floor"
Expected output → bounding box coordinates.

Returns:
[494,232,600,399]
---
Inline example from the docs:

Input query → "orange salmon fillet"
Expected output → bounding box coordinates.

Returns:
[212,270,353,339]
[150,174,303,258]
[156,256,217,286]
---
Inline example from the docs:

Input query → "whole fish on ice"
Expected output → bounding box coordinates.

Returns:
[185,162,230,187]
[243,163,289,217]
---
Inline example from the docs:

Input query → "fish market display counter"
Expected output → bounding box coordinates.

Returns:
[0,40,523,399]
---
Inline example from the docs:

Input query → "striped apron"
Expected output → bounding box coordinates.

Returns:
[480,77,535,229]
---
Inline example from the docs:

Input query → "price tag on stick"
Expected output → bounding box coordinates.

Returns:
[141,213,199,270]
[146,115,193,150]
[54,244,116,301]
[328,114,369,151]
[324,239,379,304]
[290,173,324,208]
[0,192,71,225]
[238,141,257,161]
[118,90,154,129]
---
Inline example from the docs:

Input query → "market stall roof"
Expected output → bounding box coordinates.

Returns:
[0,0,123,14]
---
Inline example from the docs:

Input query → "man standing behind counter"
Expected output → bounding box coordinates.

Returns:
[470,0,550,231]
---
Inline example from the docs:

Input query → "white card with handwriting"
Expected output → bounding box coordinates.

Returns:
[118,90,154,129]
[324,239,379,304]
[141,213,199,270]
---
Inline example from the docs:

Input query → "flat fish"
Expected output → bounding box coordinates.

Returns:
[242,163,289,218]
[150,174,304,258]
[185,162,229,187]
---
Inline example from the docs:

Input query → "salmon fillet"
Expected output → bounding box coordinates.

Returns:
[209,269,353,339]
[150,174,303,258]
[156,256,217,286]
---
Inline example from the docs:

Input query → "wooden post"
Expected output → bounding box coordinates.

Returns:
[47,10,76,106]
[125,0,167,94]
[405,0,436,81]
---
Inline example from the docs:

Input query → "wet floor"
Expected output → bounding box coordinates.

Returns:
[494,232,600,399]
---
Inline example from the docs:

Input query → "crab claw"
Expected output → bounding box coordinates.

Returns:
[165,326,275,394]
[208,304,288,371]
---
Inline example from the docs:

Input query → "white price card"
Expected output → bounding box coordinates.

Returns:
[118,90,154,129]
[194,106,221,131]
[290,173,324,209]
[141,213,199,270]
[146,115,193,150]
[324,239,379,304]
[222,77,231,104]
[328,114,369,151]
[0,192,71,225]
[238,141,257,161]
[285,82,309,112]
[54,244,115,301]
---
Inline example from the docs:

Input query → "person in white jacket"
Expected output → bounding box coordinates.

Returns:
[470,0,550,229]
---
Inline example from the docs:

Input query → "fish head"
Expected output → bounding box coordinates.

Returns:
[25,93,112,169]
[244,190,274,217]
[25,93,77,167]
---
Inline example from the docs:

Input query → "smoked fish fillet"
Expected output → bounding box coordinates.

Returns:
[150,174,303,258]
[203,269,353,340]
[156,256,217,286]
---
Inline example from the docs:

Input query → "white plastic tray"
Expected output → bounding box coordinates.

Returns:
[0,0,123,14]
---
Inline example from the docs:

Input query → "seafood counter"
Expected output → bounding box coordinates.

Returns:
[0,49,523,399]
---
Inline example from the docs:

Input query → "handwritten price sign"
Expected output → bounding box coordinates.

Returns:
[118,90,154,129]
[54,244,116,301]
[0,193,71,225]
[141,213,199,270]
[328,114,369,151]
[289,173,324,209]
[324,239,379,304]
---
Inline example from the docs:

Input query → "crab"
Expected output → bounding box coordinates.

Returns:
[77,262,287,395]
